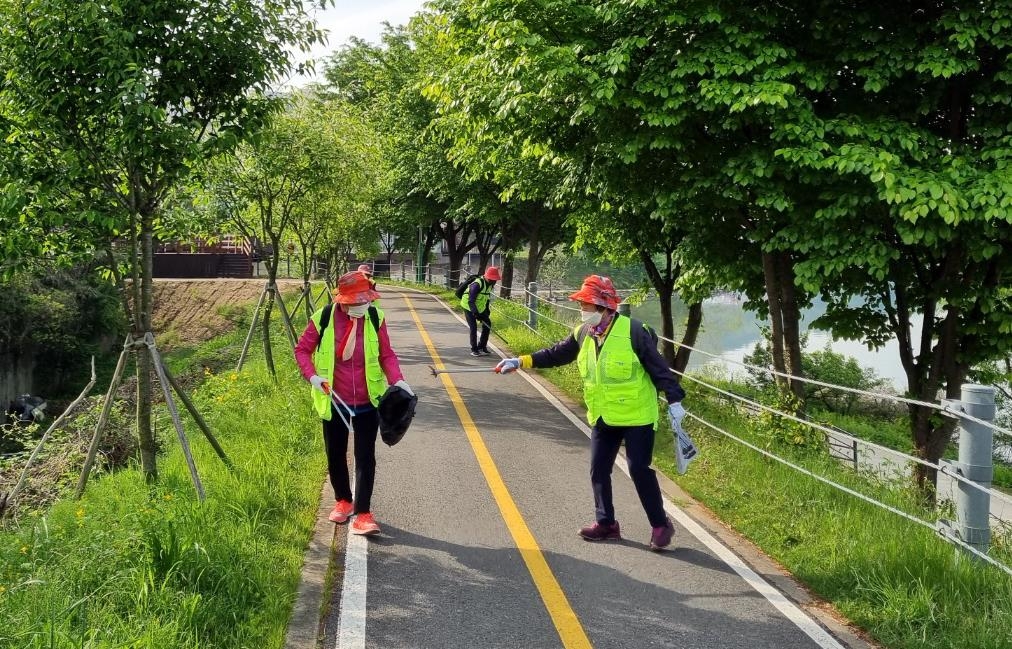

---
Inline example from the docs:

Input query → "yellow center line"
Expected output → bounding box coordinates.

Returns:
[401,293,592,649]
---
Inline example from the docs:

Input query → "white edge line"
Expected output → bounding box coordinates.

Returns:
[416,291,845,649]
[336,490,368,649]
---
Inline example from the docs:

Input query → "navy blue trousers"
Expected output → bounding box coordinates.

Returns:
[322,405,379,514]
[590,418,667,528]
[465,309,490,351]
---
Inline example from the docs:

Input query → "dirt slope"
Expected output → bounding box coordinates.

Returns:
[151,279,305,349]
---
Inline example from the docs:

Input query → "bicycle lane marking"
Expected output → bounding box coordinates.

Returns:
[402,292,593,649]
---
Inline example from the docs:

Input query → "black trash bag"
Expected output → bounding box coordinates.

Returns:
[377,384,418,447]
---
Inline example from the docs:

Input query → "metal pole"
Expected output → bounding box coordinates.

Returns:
[955,384,995,555]
[236,283,267,372]
[146,334,205,501]
[272,284,299,350]
[76,339,131,498]
[416,226,425,283]
[528,282,539,331]
[161,362,233,470]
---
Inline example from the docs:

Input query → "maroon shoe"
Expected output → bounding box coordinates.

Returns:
[578,521,621,541]
[649,517,675,551]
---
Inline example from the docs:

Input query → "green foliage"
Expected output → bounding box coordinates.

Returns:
[0,358,323,648]
[745,330,890,417]
[0,266,124,395]
[662,388,1012,649]
[753,388,824,452]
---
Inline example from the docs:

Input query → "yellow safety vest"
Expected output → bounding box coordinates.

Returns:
[459,277,492,313]
[574,316,659,429]
[310,305,388,419]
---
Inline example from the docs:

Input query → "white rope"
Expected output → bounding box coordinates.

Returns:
[676,369,1012,510]
[936,524,1012,577]
[658,332,1012,439]
[685,411,935,529]
[692,411,1012,576]
[523,286,584,313]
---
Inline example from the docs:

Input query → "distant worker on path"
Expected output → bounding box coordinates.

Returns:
[495,275,686,551]
[461,266,500,356]
[295,271,413,536]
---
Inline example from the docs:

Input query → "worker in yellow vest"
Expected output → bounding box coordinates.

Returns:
[496,275,686,551]
[461,266,500,356]
[295,271,412,536]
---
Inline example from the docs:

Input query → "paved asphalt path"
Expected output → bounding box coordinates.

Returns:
[313,286,867,649]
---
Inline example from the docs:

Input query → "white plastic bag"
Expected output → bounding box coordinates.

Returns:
[671,417,698,475]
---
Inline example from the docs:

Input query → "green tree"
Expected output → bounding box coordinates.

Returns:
[0,0,329,482]
[204,93,352,376]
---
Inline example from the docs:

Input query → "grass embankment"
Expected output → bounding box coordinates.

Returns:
[480,291,1012,649]
[0,305,325,647]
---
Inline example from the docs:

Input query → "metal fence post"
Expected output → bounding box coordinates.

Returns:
[954,384,996,556]
[528,282,538,330]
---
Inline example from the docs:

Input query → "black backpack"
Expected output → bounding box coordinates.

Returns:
[453,274,480,299]
[315,304,380,351]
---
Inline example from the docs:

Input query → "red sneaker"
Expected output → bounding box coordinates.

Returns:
[328,500,353,524]
[350,512,381,536]
[649,517,675,551]
[578,521,621,541]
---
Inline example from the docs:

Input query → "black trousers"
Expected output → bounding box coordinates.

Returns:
[465,309,490,351]
[322,405,379,514]
[589,418,667,528]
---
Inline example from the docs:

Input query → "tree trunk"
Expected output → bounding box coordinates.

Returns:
[777,252,805,402]
[761,251,788,390]
[263,244,281,378]
[910,307,964,493]
[657,283,676,367]
[137,204,157,482]
[501,253,515,299]
[673,301,703,375]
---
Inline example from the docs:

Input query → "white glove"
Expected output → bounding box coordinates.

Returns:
[496,358,521,374]
[668,402,686,427]
[310,374,330,395]
[394,379,414,396]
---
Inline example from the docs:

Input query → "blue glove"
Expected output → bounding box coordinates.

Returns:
[496,358,521,374]
[668,402,685,427]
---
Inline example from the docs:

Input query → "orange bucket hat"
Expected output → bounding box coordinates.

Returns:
[334,270,381,305]
[569,275,620,310]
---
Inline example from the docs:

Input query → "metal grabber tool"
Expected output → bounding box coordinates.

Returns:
[429,365,500,377]
[329,389,355,430]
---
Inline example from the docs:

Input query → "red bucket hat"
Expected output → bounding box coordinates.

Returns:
[483,266,501,281]
[334,271,381,305]
[569,275,619,310]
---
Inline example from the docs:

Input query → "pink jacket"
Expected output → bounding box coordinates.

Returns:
[294,309,404,408]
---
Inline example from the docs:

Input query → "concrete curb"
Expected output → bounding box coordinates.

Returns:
[283,481,335,649]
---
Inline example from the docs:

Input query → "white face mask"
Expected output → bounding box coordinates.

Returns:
[581,310,602,326]
[346,304,369,318]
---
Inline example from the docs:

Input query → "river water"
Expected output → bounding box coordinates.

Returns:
[627,294,921,392]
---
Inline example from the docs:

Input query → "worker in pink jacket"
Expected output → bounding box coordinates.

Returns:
[294,271,412,535]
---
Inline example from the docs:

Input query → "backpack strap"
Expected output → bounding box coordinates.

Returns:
[316,304,380,352]
[315,304,334,352]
